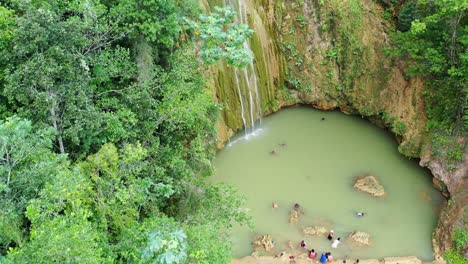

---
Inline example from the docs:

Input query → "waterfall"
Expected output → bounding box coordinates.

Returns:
[234,69,247,130]
[224,0,262,140]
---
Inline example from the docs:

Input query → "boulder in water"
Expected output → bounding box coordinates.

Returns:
[349,231,371,246]
[303,226,327,236]
[354,176,385,197]
[289,209,299,224]
[253,234,275,252]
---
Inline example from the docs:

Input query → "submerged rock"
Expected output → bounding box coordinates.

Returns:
[303,226,327,236]
[349,231,371,246]
[252,234,275,252]
[289,209,299,224]
[354,176,385,197]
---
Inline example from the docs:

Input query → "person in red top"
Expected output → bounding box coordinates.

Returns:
[308,249,317,259]
[300,240,307,248]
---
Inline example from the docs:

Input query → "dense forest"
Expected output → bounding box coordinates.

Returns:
[383,0,467,168]
[0,0,466,263]
[0,0,251,263]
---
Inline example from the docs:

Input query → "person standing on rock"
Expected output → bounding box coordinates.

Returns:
[331,237,341,248]
[320,252,327,264]
[328,230,334,240]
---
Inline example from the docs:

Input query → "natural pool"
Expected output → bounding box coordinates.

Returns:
[213,107,444,261]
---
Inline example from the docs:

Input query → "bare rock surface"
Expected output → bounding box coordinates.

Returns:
[253,235,275,252]
[354,176,385,197]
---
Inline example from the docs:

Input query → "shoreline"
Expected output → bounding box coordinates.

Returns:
[232,254,445,264]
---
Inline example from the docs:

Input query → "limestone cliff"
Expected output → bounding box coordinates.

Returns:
[205,0,467,259]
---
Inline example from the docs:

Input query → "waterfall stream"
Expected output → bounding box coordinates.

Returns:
[223,0,263,145]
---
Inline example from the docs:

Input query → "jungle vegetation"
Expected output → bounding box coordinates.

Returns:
[0,0,251,263]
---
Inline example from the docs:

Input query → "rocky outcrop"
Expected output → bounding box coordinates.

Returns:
[253,235,275,252]
[349,231,371,246]
[289,209,299,224]
[303,226,327,236]
[420,143,468,261]
[354,176,385,197]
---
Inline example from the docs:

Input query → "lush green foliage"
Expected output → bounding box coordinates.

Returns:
[386,0,467,164]
[185,7,254,67]
[0,116,63,253]
[0,0,251,262]
[444,229,468,264]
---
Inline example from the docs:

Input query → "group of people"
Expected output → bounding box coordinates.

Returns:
[274,203,365,263]
[294,230,358,264]
[300,222,359,264]
[301,239,360,264]
[299,231,338,263]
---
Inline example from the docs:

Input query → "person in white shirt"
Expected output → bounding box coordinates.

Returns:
[331,237,341,248]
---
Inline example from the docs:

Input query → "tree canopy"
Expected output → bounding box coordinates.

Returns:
[387,0,467,166]
[0,0,252,263]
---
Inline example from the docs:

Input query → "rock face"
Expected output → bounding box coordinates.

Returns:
[303,226,327,236]
[349,231,371,246]
[354,176,385,197]
[420,146,468,261]
[252,235,275,252]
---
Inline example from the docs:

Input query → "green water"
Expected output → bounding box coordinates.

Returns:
[213,107,444,261]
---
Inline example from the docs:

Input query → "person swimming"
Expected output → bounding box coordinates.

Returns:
[356,212,365,217]
[294,203,300,210]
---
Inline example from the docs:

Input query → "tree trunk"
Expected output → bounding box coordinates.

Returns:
[450,11,463,64]
[50,106,65,154]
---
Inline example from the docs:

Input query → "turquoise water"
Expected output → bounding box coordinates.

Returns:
[213,107,444,261]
